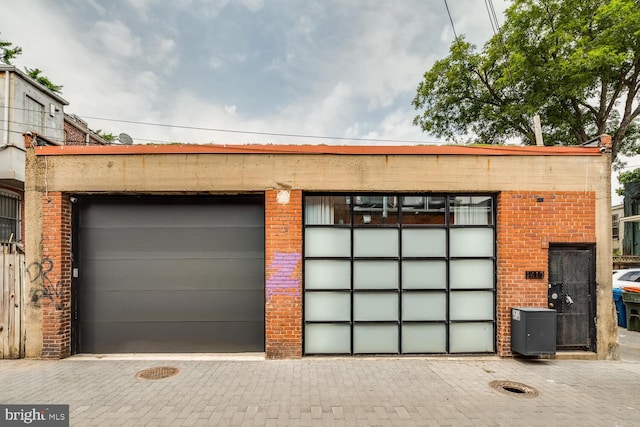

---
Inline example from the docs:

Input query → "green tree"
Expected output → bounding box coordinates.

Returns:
[413,0,640,163]
[0,33,22,64]
[616,167,640,195]
[1,34,63,94]
[95,129,115,142]
[25,67,63,94]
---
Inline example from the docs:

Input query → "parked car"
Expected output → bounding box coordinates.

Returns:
[613,269,640,289]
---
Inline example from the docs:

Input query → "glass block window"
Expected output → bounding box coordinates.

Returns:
[304,193,496,355]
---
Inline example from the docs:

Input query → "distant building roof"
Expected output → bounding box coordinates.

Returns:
[0,64,68,105]
[63,113,109,145]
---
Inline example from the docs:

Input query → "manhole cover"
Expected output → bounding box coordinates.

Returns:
[489,380,539,397]
[136,367,179,380]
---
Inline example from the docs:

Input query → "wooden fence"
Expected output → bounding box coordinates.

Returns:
[0,243,25,359]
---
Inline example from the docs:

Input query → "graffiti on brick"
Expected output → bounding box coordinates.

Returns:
[26,258,63,310]
[266,252,301,300]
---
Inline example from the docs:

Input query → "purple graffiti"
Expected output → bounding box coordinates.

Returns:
[266,252,301,300]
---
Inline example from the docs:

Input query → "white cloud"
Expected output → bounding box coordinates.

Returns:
[133,71,161,96]
[255,1,445,140]
[208,56,225,70]
[231,53,248,63]
[124,0,160,21]
[92,20,142,58]
[0,0,511,148]
[155,91,261,144]
[176,0,231,21]
[296,15,314,36]
[442,0,510,47]
[224,105,237,116]
[264,52,296,74]
[338,8,439,108]
[237,0,264,13]
[344,123,361,139]
[373,109,436,144]
[320,82,353,119]
[86,0,106,15]
[146,36,178,71]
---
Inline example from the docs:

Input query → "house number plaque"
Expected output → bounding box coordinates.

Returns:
[525,271,544,279]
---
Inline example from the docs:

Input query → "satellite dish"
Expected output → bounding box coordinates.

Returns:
[118,133,134,145]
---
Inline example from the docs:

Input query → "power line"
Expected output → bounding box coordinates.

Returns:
[487,0,501,33]
[484,0,497,35]
[78,115,439,145]
[4,126,445,151]
[3,128,65,144]
[443,0,459,41]
[2,113,442,145]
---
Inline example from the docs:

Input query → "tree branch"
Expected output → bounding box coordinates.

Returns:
[471,67,505,106]
[569,98,590,141]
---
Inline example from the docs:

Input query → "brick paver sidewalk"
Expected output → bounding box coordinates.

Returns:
[0,354,639,426]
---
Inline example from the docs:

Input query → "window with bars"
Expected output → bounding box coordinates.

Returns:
[0,192,20,242]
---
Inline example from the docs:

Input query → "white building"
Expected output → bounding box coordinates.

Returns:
[0,65,68,243]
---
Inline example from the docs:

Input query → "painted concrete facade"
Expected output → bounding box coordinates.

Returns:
[0,65,67,190]
[24,140,617,359]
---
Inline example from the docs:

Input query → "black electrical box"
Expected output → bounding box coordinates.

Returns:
[511,307,557,356]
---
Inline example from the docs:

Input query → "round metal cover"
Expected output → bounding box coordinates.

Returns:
[489,380,539,397]
[136,366,180,380]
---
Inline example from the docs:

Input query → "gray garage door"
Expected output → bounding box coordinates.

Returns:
[76,196,265,353]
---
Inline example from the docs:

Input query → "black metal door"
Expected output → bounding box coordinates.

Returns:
[548,246,595,351]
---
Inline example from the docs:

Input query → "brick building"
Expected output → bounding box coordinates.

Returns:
[63,114,109,146]
[22,137,618,360]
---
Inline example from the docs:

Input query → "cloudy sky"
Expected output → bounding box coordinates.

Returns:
[1,0,510,146]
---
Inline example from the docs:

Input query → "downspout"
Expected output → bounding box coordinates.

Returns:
[2,70,9,148]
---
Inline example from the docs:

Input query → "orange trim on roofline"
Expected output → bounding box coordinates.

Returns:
[33,144,602,156]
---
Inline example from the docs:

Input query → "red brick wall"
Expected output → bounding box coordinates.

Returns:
[63,121,107,145]
[63,121,86,145]
[264,189,303,358]
[33,188,596,359]
[41,192,72,358]
[496,191,596,356]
